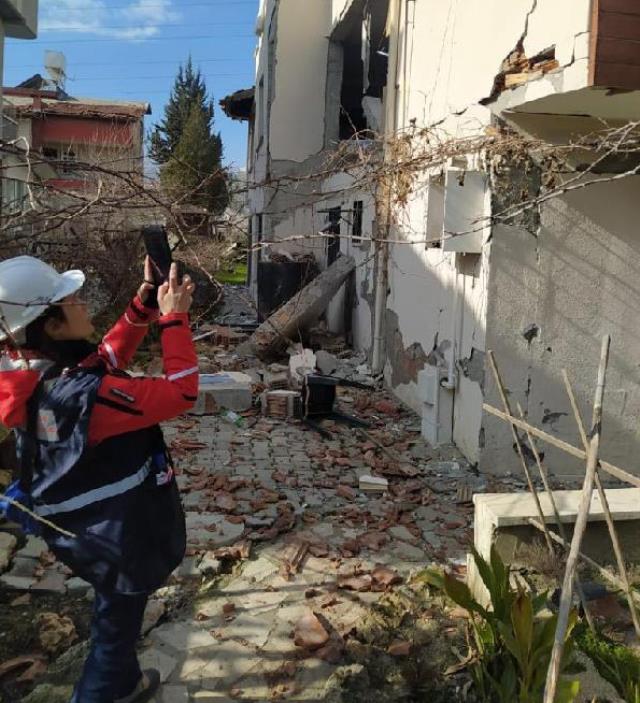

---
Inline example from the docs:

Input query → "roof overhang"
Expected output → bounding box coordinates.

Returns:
[220,87,255,122]
[4,93,151,120]
[0,0,38,39]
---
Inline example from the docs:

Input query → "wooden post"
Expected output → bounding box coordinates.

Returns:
[515,400,595,632]
[482,405,640,489]
[562,370,640,638]
[487,351,554,555]
[543,335,611,703]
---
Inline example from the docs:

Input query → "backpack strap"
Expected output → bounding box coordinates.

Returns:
[18,364,64,494]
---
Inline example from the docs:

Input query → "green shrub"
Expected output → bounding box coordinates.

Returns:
[418,547,580,703]
[577,627,640,703]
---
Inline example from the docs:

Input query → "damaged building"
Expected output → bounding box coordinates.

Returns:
[223,0,640,479]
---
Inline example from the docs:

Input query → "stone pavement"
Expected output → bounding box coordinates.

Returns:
[1,393,507,702]
[134,401,487,702]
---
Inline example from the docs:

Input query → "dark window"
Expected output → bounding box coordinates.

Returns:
[334,0,390,140]
[352,200,363,243]
[326,207,341,265]
[61,149,77,174]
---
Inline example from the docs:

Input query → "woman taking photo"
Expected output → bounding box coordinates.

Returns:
[0,255,197,703]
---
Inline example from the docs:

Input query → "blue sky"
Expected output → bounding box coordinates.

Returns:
[4,0,258,168]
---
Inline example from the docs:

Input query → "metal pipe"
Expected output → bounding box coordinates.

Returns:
[444,258,459,389]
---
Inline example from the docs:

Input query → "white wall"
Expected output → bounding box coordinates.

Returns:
[396,0,591,130]
[268,0,332,163]
[379,0,594,462]
[247,0,334,297]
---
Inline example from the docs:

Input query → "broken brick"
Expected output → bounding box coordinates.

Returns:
[371,565,402,590]
[388,640,411,657]
[293,612,330,651]
[337,574,372,592]
[336,484,357,500]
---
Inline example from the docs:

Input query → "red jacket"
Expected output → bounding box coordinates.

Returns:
[0,296,199,445]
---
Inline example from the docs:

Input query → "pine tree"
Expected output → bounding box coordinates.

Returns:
[151,58,228,214]
[160,104,228,213]
[149,57,214,164]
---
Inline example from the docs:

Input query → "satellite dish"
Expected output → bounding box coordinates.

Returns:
[44,51,67,90]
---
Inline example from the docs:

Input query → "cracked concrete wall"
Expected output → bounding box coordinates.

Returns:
[379,0,593,465]
[483,175,640,478]
[384,205,488,462]
[401,0,591,129]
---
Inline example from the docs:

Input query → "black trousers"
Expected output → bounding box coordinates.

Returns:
[70,589,148,703]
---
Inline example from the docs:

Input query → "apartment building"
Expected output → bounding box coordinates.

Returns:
[226,0,640,478]
[1,74,149,212]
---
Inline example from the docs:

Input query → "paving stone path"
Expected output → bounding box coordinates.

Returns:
[2,396,512,702]
[137,408,484,702]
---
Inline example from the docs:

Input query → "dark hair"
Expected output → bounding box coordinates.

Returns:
[22,305,97,368]
[23,305,66,352]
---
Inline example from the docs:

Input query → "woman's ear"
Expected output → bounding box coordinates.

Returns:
[43,315,66,340]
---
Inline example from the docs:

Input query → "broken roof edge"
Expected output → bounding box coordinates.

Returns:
[220,87,255,122]
[5,78,151,118]
[3,92,151,119]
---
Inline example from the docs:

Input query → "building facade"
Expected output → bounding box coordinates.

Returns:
[1,77,149,212]
[228,0,640,479]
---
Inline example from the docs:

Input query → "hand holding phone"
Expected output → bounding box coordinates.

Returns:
[158,263,195,315]
[142,225,173,287]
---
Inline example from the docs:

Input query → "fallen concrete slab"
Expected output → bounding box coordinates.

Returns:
[239,255,355,358]
[189,372,253,415]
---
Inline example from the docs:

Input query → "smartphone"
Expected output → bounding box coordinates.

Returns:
[142,225,172,286]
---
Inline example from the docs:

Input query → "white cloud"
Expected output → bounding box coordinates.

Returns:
[39,0,180,41]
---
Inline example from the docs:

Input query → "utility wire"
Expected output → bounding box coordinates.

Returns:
[12,58,250,68]
[41,21,250,31]
[37,0,257,8]
[7,34,255,44]
[63,73,252,81]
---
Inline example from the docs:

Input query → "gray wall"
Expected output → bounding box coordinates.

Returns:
[482,176,640,480]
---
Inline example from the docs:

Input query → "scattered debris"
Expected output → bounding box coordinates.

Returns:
[371,565,403,591]
[189,372,253,416]
[338,574,372,592]
[37,613,78,654]
[0,655,48,684]
[240,255,356,358]
[315,350,338,376]
[294,611,330,651]
[142,599,166,636]
[261,390,301,418]
[359,475,389,492]
[289,348,317,388]
[278,538,309,580]
[387,640,411,657]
